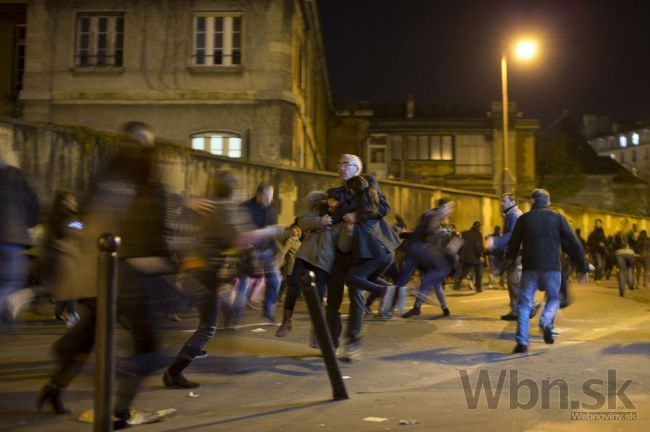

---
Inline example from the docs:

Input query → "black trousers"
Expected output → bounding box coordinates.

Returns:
[325,252,353,349]
[48,264,164,418]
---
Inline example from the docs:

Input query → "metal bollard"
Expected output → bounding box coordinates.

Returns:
[300,271,349,400]
[95,233,121,431]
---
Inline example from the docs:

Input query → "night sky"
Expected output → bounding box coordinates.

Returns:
[318,0,650,126]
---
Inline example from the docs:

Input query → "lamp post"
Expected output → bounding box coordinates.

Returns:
[500,39,536,195]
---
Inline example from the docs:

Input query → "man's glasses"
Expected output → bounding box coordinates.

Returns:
[336,161,358,168]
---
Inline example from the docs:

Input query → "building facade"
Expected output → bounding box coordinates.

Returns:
[329,98,539,195]
[586,120,650,181]
[19,0,331,169]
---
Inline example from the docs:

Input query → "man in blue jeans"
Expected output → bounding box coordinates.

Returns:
[0,157,39,324]
[506,189,588,354]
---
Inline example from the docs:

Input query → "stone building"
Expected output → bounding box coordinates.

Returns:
[537,114,648,216]
[328,97,539,195]
[0,2,26,117]
[16,0,331,169]
[584,114,650,181]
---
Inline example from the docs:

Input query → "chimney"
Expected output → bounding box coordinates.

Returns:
[406,94,415,119]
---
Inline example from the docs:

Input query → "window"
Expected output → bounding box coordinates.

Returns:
[76,14,124,67]
[191,132,242,157]
[391,136,402,160]
[632,133,640,145]
[13,24,26,95]
[619,135,627,148]
[632,150,637,162]
[193,14,242,66]
[406,135,454,160]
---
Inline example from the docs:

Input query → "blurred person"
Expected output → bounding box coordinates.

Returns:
[38,121,176,428]
[277,225,301,301]
[453,221,484,293]
[587,219,607,283]
[635,230,650,288]
[486,194,541,322]
[396,199,458,319]
[0,155,39,323]
[43,191,80,327]
[507,189,588,354]
[163,171,282,388]
[612,218,638,297]
[325,154,390,355]
[485,226,505,289]
[232,182,282,324]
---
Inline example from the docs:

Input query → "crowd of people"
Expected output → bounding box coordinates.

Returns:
[0,122,645,427]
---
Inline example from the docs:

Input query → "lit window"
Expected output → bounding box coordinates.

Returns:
[190,132,242,158]
[75,14,124,67]
[619,136,627,147]
[632,133,640,145]
[193,14,242,66]
[407,135,454,160]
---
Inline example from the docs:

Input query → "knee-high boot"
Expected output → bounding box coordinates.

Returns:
[275,309,293,337]
[163,356,199,389]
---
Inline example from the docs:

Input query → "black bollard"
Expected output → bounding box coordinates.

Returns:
[300,271,349,400]
[95,233,121,431]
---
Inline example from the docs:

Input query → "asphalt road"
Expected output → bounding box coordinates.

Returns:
[1,278,648,431]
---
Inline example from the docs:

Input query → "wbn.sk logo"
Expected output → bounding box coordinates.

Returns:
[459,369,635,411]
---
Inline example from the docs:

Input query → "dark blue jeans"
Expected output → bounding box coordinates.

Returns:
[0,244,28,321]
[344,248,393,345]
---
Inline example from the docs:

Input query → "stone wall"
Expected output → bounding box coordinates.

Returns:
[1,117,647,236]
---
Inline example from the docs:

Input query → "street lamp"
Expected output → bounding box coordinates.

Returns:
[501,39,537,195]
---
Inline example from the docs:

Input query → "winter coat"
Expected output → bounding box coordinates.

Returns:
[53,146,172,300]
[507,202,588,273]
[458,227,483,265]
[492,205,522,254]
[587,227,607,256]
[0,164,39,245]
[296,211,351,273]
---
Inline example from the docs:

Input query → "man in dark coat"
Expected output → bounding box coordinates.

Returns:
[325,154,390,361]
[587,219,607,282]
[507,189,588,354]
[453,221,484,293]
[0,156,39,323]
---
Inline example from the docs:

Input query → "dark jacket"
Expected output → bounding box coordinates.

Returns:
[0,164,39,245]
[492,205,522,253]
[587,227,607,256]
[507,202,588,272]
[458,227,483,265]
[330,174,390,224]
[241,197,278,252]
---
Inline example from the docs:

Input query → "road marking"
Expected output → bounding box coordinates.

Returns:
[457,296,507,303]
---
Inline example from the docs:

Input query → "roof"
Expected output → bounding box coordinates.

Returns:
[537,113,645,184]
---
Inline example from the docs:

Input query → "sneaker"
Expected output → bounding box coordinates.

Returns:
[442,307,450,316]
[339,344,361,363]
[262,314,280,326]
[542,326,555,344]
[512,343,528,354]
[551,328,560,336]
[375,313,393,320]
[6,288,35,320]
[194,350,208,360]
[408,287,437,305]
[363,305,373,318]
[402,308,421,318]
[500,313,518,321]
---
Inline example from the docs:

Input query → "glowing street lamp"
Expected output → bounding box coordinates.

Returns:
[501,39,537,195]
